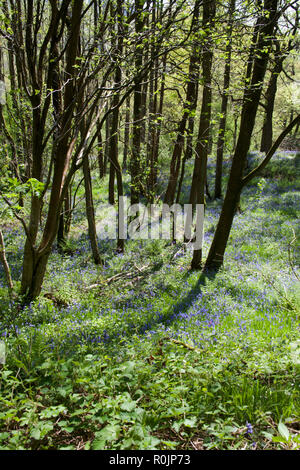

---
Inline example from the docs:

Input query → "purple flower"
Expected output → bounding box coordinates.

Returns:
[246,421,253,434]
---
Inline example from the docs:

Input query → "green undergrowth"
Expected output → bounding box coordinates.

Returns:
[0,151,299,450]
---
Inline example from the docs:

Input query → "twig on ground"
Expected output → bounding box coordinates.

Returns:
[85,264,151,291]
[162,336,201,353]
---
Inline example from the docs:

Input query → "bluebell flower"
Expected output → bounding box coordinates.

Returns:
[246,421,253,434]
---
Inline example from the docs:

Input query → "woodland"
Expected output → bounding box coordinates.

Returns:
[0,0,299,451]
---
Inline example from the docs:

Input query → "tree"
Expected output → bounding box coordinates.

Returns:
[1,0,297,305]
[205,0,280,271]
[189,0,216,269]
[164,0,202,206]
[214,0,235,200]
[260,5,299,152]
[130,0,146,205]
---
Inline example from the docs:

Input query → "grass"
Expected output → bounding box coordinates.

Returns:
[0,151,299,450]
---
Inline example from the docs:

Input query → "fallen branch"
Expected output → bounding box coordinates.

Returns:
[162,336,201,353]
[85,264,150,291]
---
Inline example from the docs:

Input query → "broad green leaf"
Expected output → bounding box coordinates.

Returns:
[278,422,290,441]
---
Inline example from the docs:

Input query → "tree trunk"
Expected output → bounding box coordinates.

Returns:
[152,53,167,190]
[205,0,279,271]
[107,0,124,251]
[130,0,145,205]
[97,123,105,179]
[190,0,216,269]
[260,57,284,153]
[104,107,111,177]
[146,0,158,201]
[21,0,84,301]
[123,95,131,170]
[83,155,102,265]
[214,0,235,199]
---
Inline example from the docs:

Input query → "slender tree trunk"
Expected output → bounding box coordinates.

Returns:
[214,0,235,199]
[146,0,158,200]
[97,123,105,179]
[50,34,66,251]
[260,57,284,153]
[164,117,188,206]
[205,0,279,271]
[190,0,216,269]
[123,95,131,170]
[140,1,150,146]
[64,187,72,237]
[152,53,167,189]
[107,0,124,251]
[57,213,65,249]
[104,106,111,177]
[130,0,145,205]
[83,154,102,265]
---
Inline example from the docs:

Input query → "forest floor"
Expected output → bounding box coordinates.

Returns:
[0,151,299,450]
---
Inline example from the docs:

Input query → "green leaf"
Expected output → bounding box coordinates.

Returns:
[93,423,121,449]
[120,400,136,412]
[92,439,106,450]
[172,421,182,433]
[272,436,287,443]
[183,417,197,428]
[30,428,41,440]
[40,405,67,419]
[278,422,290,441]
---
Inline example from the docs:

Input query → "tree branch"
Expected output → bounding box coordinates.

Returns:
[242,114,300,187]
